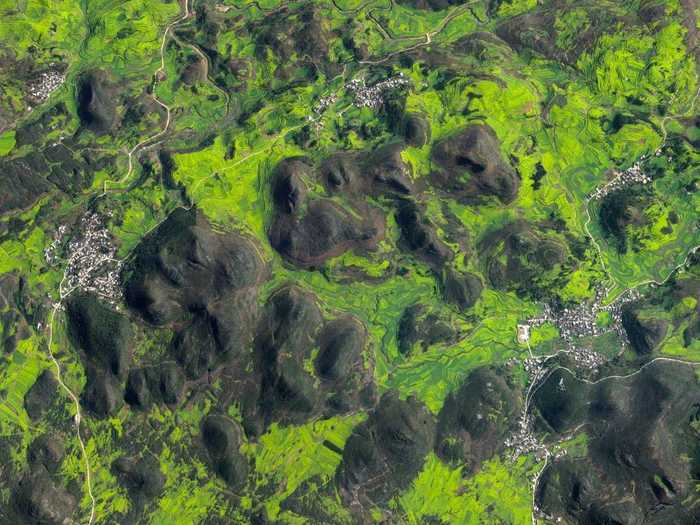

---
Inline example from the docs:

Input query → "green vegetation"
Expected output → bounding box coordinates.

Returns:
[397,454,536,524]
[2,0,700,523]
[0,130,15,155]
[246,415,362,521]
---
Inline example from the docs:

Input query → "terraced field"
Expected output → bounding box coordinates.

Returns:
[2,0,700,524]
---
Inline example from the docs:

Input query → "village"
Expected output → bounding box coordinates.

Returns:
[44,211,123,305]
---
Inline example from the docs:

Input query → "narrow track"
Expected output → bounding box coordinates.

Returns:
[582,86,700,300]
[46,280,96,524]
[41,2,195,522]
[101,0,192,195]
[358,1,478,65]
